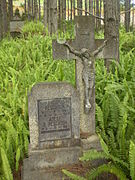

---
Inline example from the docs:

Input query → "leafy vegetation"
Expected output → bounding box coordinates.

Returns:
[0,21,135,179]
[63,29,135,179]
[0,22,75,179]
[22,21,47,36]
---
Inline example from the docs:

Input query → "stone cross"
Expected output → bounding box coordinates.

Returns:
[52,15,118,137]
[63,40,107,114]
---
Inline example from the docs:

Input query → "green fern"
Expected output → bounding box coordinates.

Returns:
[129,141,135,180]
[1,148,13,180]
[79,150,106,162]
[62,170,86,180]
[16,147,21,171]
[87,163,127,180]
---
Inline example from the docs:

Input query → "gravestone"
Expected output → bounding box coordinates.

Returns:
[52,15,118,151]
[22,82,82,180]
[22,14,119,180]
[10,16,24,37]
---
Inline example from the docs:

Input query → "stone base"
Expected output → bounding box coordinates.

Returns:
[81,134,101,152]
[22,167,70,180]
[22,146,82,180]
[81,134,106,176]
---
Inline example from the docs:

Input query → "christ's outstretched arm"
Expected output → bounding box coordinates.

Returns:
[64,42,84,58]
[92,40,107,57]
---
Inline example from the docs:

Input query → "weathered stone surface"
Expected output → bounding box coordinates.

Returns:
[22,166,70,180]
[53,16,118,60]
[81,134,101,152]
[76,58,96,135]
[23,147,82,170]
[22,147,82,180]
[22,169,68,180]
[35,138,81,150]
[22,82,81,179]
[28,82,80,150]
[52,15,118,137]
[38,97,72,141]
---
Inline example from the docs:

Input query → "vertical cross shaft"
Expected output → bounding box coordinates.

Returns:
[52,15,118,136]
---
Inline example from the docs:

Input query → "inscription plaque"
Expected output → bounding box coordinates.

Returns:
[38,98,72,142]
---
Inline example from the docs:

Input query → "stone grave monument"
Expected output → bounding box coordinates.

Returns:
[10,16,24,37]
[22,15,118,179]
[52,15,118,151]
[22,82,82,180]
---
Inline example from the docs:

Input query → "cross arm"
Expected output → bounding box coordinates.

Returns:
[64,42,83,58]
[64,40,108,59]
[95,38,119,59]
[52,40,76,60]
[92,40,107,57]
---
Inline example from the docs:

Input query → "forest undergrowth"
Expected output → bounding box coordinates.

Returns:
[0,22,135,179]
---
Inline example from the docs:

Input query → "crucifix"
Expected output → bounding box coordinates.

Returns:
[52,15,118,137]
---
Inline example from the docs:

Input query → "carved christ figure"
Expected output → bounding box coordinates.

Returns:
[64,40,107,114]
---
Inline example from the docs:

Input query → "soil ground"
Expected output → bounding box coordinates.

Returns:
[13,161,118,180]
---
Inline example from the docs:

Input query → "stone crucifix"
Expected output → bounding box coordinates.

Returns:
[52,15,118,137]
[63,40,107,114]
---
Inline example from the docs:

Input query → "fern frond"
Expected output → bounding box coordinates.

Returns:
[107,130,117,154]
[129,141,135,180]
[101,95,110,129]
[62,169,86,180]
[98,135,109,156]
[16,147,21,171]
[1,147,13,180]
[87,163,127,180]
[96,104,104,131]
[80,150,106,162]
[109,93,120,128]
[23,130,29,154]
[109,154,129,169]
[6,132,14,168]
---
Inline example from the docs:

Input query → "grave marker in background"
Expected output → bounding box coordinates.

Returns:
[10,16,24,37]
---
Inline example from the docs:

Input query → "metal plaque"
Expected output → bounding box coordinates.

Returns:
[38,98,72,142]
